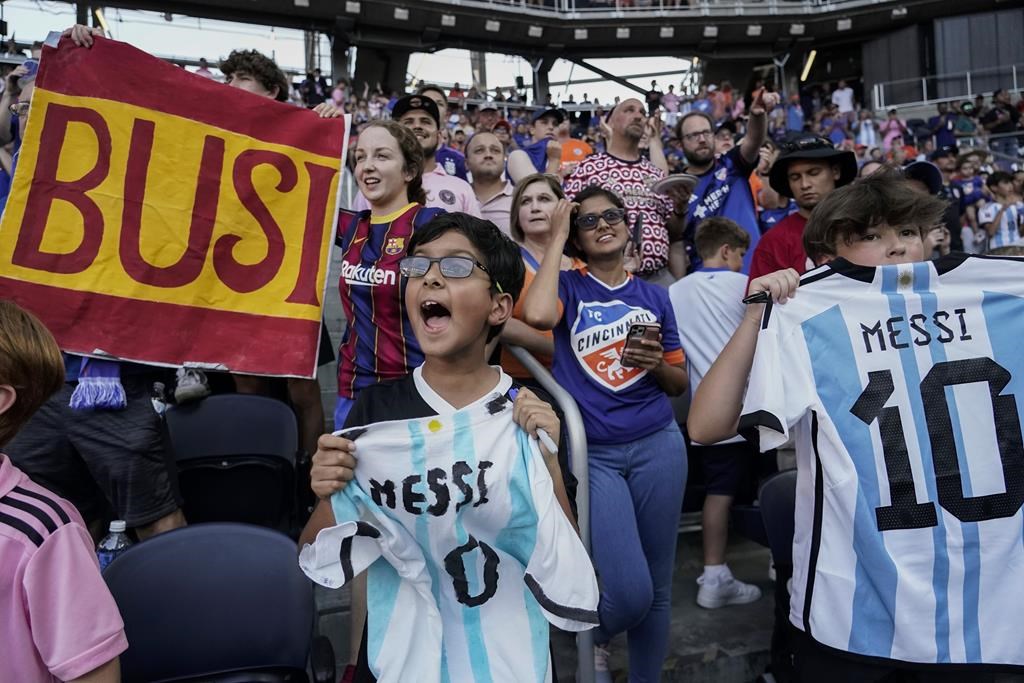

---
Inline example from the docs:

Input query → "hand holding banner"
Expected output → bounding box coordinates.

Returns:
[0,35,347,377]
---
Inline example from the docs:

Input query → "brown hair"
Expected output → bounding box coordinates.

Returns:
[219,49,290,102]
[508,173,565,243]
[0,301,64,447]
[360,120,427,205]
[675,111,715,141]
[694,217,751,261]
[803,170,947,263]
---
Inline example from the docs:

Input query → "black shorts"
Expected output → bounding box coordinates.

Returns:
[6,373,182,528]
[691,440,759,499]
[791,626,1022,682]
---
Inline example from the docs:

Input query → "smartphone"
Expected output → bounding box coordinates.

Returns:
[620,322,661,368]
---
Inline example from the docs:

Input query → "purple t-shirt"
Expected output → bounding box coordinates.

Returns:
[551,269,684,444]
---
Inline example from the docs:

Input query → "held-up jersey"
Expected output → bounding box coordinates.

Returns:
[300,396,599,683]
[739,254,1024,669]
[336,204,444,399]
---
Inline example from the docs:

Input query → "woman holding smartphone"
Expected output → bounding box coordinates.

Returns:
[522,185,687,683]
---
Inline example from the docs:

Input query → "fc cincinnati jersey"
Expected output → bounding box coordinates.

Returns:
[685,147,760,273]
[739,254,1024,669]
[299,392,599,683]
[552,269,684,445]
[336,204,444,398]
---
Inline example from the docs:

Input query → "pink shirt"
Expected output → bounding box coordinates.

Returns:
[0,456,128,682]
[352,165,483,217]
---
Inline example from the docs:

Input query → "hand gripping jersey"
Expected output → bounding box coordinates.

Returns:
[739,254,1024,669]
[300,396,599,682]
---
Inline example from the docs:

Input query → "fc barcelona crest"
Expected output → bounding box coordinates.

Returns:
[385,237,405,256]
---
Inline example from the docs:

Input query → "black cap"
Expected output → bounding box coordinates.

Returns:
[531,107,565,124]
[930,144,958,161]
[392,95,441,127]
[903,161,943,195]
[768,135,858,198]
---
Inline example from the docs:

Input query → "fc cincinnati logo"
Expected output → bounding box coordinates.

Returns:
[384,237,405,255]
[715,167,728,182]
[571,300,657,392]
[439,189,457,205]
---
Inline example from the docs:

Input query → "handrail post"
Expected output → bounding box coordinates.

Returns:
[506,345,594,683]
[1014,65,1019,94]
[966,71,972,98]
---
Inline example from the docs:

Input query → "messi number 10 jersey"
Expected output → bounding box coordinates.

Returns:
[740,254,1024,669]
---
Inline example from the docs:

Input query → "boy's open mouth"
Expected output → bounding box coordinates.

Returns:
[420,300,452,332]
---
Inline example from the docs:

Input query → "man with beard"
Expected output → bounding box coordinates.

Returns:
[507,107,564,183]
[355,95,480,216]
[746,135,856,281]
[564,97,687,282]
[416,84,469,181]
[475,102,500,133]
[466,131,513,235]
[677,88,780,273]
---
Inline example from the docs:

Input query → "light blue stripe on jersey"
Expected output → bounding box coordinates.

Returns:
[980,288,1024,608]
[495,429,549,681]
[911,262,983,661]
[802,304,898,657]
[407,421,452,683]
[453,411,493,683]
[884,264,951,662]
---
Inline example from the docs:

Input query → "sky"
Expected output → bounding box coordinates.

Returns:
[1,0,695,103]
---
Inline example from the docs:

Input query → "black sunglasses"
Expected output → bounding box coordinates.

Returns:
[576,208,627,231]
[399,256,502,291]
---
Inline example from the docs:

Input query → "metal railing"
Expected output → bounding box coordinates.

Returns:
[872,63,1024,111]
[506,344,595,683]
[422,0,910,17]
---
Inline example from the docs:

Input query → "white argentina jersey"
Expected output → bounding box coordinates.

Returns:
[300,395,599,682]
[740,254,1024,668]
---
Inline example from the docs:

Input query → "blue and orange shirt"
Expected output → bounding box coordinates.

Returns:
[551,268,684,445]
[336,203,444,399]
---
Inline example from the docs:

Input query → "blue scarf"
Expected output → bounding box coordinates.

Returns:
[69,358,126,411]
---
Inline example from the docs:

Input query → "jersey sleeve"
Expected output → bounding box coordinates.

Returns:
[737,302,815,451]
[978,202,998,226]
[520,434,600,632]
[657,288,685,365]
[23,525,128,681]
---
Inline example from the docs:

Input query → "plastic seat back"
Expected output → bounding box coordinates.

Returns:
[104,523,314,683]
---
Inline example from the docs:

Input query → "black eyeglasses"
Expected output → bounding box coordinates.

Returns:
[399,255,502,291]
[576,208,626,230]
[780,136,833,154]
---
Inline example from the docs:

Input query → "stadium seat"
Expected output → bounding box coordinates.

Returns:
[164,394,298,533]
[103,523,335,683]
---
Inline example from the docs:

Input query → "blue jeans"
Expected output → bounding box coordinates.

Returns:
[589,421,687,683]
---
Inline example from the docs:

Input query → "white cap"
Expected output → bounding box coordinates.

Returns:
[109,520,127,533]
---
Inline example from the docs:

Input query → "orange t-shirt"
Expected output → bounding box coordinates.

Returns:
[501,251,583,380]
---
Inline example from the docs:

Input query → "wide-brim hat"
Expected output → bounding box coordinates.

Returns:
[769,135,858,198]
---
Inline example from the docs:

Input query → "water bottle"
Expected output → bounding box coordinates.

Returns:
[97,520,132,571]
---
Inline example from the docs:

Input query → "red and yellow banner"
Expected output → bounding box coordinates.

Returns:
[0,36,347,377]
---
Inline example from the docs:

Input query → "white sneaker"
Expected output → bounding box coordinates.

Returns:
[593,644,613,683]
[696,574,763,609]
[174,367,211,403]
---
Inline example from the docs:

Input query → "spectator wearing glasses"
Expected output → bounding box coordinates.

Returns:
[522,185,687,683]
[564,98,687,284]
[746,135,856,281]
[677,87,780,274]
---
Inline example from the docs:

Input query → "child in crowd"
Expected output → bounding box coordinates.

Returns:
[522,186,688,682]
[0,301,127,683]
[978,171,1024,252]
[688,173,1024,679]
[668,218,763,609]
[302,213,594,682]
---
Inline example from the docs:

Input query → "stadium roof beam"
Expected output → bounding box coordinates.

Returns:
[566,58,648,97]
